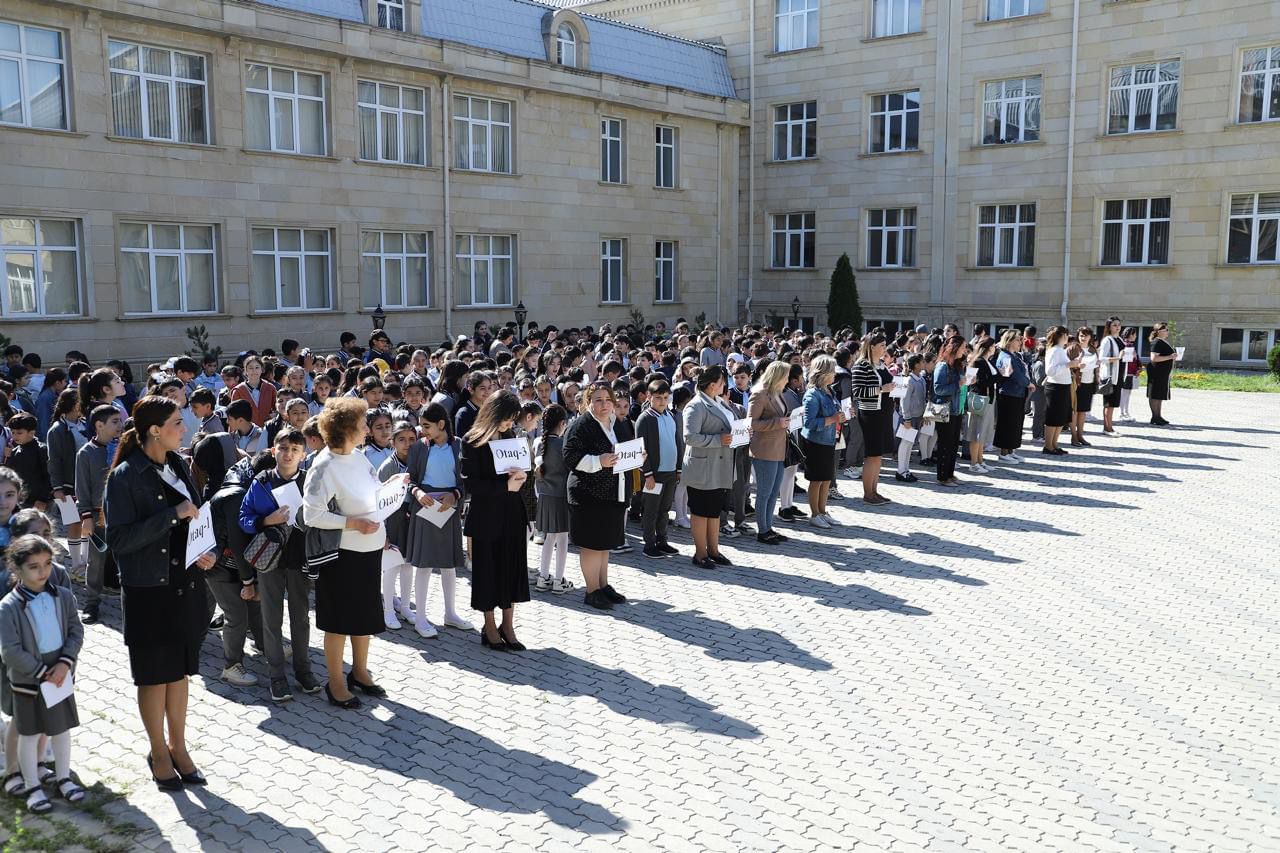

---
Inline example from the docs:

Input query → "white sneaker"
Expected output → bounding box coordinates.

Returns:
[549,578,574,594]
[984,444,996,453]
[220,663,258,687]
[442,612,475,631]
[1000,454,1022,465]
[1010,452,1025,462]
[676,519,692,529]
[809,515,831,530]
[533,533,545,545]
[383,611,401,631]
[823,513,843,527]
[970,463,989,474]
[414,618,438,639]
[535,575,553,592]
[394,597,414,620]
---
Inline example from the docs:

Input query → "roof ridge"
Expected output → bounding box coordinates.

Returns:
[520,0,728,55]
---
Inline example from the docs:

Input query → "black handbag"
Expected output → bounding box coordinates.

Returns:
[784,431,806,467]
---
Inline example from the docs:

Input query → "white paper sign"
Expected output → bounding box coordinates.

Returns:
[890,377,910,398]
[642,480,663,495]
[896,424,919,443]
[729,417,751,448]
[1175,347,1185,362]
[1122,347,1136,363]
[54,496,79,526]
[367,474,408,523]
[40,676,73,709]
[612,438,646,474]
[489,438,531,473]
[919,421,936,437]
[963,367,978,386]
[416,502,456,528]
[184,502,216,568]
[788,407,804,432]
[839,398,853,418]
[270,481,304,527]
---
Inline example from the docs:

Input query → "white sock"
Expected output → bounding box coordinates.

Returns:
[17,734,40,789]
[398,564,412,604]
[554,533,568,580]
[68,538,85,566]
[381,562,399,615]
[51,733,69,781]
[440,568,460,618]
[539,536,555,579]
[414,567,433,623]
[896,439,913,475]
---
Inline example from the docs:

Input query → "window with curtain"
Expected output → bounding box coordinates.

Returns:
[986,0,1044,21]
[454,234,514,306]
[452,95,512,173]
[773,101,817,160]
[556,25,577,67]
[1107,60,1179,134]
[655,241,678,302]
[357,80,427,165]
[601,118,625,184]
[771,212,816,269]
[869,90,919,153]
[1227,192,1280,264]
[1099,198,1170,266]
[976,203,1036,267]
[775,0,819,52]
[0,20,67,130]
[865,208,917,268]
[249,227,332,311]
[377,0,405,31]
[983,76,1040,144]
[601,239,626,303]
[108,41,207,144]
[872,0,921,38]
[0,218,80,317]
[655,125,677,189]
[119,222,217,314]
[360,230,430,309]
[244,63,326,155]
[1239,46,1280,124]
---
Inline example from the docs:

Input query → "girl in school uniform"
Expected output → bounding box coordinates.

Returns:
[362,410,396,473]
[377,421,417,631]
[532,405,572,593]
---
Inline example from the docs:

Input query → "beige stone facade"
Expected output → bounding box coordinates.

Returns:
[579,0,1280,367]
[0,0,746,362]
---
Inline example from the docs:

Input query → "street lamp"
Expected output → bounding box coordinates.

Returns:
[514,300,528,343]
[371,303,386,331]
[791,296,801,330]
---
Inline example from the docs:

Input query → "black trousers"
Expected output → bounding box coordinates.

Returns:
[641,471,680,547]
[935,417,963,482]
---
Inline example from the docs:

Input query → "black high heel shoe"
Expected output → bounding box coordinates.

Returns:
[498,626,526,651]
[325,683,363,709]
[481,628,509,651]
[346,672,387,698]
[146,754,183,792]
[169,750,207,786]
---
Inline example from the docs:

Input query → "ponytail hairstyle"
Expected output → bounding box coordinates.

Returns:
[111,395,179,469]
[421,402,453,443]
[536,403,568,480]
[1147,322,1168,344]
[1044,325,1069,349]
[52,387,81,422]
[79,367,118,408]
[463,390,521,446]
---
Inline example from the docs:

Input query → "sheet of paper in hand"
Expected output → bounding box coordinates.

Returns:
[789,407,804,432]
[612,438,645,474]
[416,502,456,528]
[896,424,919,443]
[40,676,73,709]
[890,376,910,398]
[729,417,751,448]
[270,481,304,526]
[184,502,216,568]
[839,398,853,418]
[1122,347,1136,363]
[1175,347,1185,362]
[54,496,79,526]
[963,366,978,386]
[642,480,663,495]
[367,475,408,523]
[488,438,531,473]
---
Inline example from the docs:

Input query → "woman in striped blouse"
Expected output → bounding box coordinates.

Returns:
[849,333,897,505]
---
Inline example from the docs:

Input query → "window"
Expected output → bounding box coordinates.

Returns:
[655,125,677,189]
[1217,328,1280,363]
[357,80,426,165]
[1239,46,1280,124]
[1227,193,1280,264]
[377,0,405,31]
[986,0,1044,21]
[773,102,817,161]
[1100,198,1170,266]
[977,203,1036,267]
[556,25,577,67]
[655,241,677,302]
[249,227,332,312]
[108,41,207,144]
[983,76,1040,144]
[119,223,216,314]
[601,239,626,303]
[872,0,921,37]
[864,319,917,335]
[775,0,819,52]
[865,208,917,268]
[972,320,1032,339]
[454,234,514,307]
[771,212,816,269]
[0,21,67,130]
[245,64,326,155]
[361,230,430,309]
[601,118,625,184]
[869,90,919,153]
[0,218,79,316]
[1107,60,1179,135]
[452,95,512,173]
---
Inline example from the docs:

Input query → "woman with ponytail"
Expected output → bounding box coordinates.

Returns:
[103,396,217,792]
[78,368,127,420]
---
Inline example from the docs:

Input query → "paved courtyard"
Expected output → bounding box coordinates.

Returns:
[11,389,1280,852]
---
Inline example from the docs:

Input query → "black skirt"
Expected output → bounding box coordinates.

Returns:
[686,487,729,520]
[569,500,625,550]
[315,548,385,636]
[1147,363,1173,401]
[1102,381,1123,408]
[1075,382,1097,412]
[1044,383,1072,428]
[857,403,894,458]
[802,439,836,482]
[124,521,208,686]
[470,533,530,611]
[994,393,1026,450]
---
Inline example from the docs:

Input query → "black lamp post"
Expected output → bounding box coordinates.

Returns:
[372,303,386,331]
[791,296,801,330]
[514,300,528,343]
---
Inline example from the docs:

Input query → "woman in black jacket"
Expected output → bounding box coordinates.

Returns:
[104,396,217,792]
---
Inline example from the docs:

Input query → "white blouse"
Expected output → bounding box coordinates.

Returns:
[1045,347,1073,385]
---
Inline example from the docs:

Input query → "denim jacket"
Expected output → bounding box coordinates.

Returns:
[996,351,1031,398]
[801,387,839,446]
[932,362,963,417]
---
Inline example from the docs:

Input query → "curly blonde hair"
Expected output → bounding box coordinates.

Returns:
[316,397,368,450]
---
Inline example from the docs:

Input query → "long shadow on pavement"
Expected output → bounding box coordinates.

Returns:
[174,787,327,852]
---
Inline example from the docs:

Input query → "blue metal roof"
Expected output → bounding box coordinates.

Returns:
[254,0,365,23]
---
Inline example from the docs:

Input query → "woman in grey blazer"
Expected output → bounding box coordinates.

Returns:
[681,366,736,569]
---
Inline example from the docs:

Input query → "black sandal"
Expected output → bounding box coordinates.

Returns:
[55,777,86,803]
[346,672,387,699]
[24,786,52,814]
[3,771,24,797]
[169,750,207,786]
[146,754,183,792]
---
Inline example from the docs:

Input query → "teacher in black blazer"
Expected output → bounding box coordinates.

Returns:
[104,396,217,792]
[563,381,633,611]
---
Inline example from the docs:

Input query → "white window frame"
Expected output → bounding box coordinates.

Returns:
[0,218,80,317]
[774,0,819,53]
[1238,45,1280,124]
[1227,192,1280,265]
[872,0,921,38]
[976,203,1037,268]
[454,234,514,307]
[1216,327,1280,364]
[1099,197,1171,267]
[244,63,327,155]
[601,238,626,304]
[107,40,208,144]
[985,0,1044,22]
[655,124,677,189]
[865,208,917,269]
[357,79,427,166]
[982,76,1040,145]
[452,94,512,174]
[1107,60,1180,135]
[377,0,406,31]
[360,230,431,309]
[773,101,817,161]
[655,240,677,303]
[771,212,816,270]
[864,319,918,336]
[0,20,68,130]
[869,90,920,153]
[556,25,577,67]
[119,222,218,315]
[250,227,332,313]
[601,117,625,184]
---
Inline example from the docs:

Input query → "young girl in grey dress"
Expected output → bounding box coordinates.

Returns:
[533,405,572,594]
[377,421,417,631]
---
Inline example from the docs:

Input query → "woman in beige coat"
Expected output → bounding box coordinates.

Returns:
[748,361,792,545]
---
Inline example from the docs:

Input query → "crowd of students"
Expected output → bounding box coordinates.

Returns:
[0,315,1179,810]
